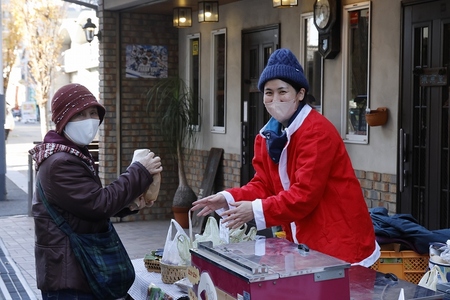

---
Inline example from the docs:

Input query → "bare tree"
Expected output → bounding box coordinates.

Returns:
[2,2,24,97]
[15,0,66,136]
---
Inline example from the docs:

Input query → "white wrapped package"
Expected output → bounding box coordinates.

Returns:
[129,149,161,211]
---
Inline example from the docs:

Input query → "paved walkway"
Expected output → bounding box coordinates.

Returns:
[0,215,171,300]
[0,121,173,300]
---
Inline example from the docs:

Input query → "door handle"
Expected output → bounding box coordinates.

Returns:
[242,123,247,147]
[399,128,408,192]
[242,123,247,164]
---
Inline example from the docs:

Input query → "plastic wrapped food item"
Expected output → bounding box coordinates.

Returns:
[438,240,450,264]
[129,149,161,211]
[147,283,173,300]
[430,241,450,265]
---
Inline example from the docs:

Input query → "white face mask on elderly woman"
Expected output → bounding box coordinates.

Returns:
[64,119,100,146]
[264,98,298,124]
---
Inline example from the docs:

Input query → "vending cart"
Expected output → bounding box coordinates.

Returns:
[188,238,351,300]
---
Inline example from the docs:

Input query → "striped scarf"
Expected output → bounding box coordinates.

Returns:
[29,143,96,175]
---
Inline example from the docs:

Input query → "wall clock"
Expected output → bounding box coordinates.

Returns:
[313,0,341,59]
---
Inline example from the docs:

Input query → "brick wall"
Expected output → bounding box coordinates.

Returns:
[355,170,397,214]
[184,149,241,198]
[99,1,179,221]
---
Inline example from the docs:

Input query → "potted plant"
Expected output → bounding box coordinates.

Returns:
[145,77,199,228]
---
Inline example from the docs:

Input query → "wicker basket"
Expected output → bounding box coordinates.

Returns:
[365,107,388,126]
[160,261,187,284]
[144,257,161,273]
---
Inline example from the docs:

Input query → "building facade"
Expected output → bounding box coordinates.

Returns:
[92,0,449,230]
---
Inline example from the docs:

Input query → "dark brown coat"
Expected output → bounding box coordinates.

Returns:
[32,151,152,293]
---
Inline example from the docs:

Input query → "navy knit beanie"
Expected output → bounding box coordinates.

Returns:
[257,48,309,93]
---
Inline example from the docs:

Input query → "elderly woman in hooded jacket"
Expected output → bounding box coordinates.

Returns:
[29,83,162,299]
[192,48,380,267]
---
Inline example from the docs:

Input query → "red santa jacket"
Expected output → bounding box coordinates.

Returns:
[224,105,376,264]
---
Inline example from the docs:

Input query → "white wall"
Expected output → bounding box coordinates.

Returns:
[345,0,401,174]
[178,0,401,175]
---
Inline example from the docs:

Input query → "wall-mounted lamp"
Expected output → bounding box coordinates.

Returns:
[83,18,101,43]
[173,7,192,28]
[272,0,298,8]
[198,1,219,23]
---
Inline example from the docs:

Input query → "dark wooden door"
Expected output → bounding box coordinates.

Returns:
[399,0,450,229]
[241,25,279,185]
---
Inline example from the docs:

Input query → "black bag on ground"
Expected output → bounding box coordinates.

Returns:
[37,181,135,300]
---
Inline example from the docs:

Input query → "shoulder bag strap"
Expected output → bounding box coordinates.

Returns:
[37,180,74,236]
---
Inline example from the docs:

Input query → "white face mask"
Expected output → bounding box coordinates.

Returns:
[64,119,100,146]
[264,98,298,124]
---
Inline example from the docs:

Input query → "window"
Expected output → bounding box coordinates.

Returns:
[342,2,371,143]
[300,13,323,113]
[187,34,201,129]
[211,29,226,133]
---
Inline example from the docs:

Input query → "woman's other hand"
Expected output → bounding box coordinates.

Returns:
[138,151,162,175]
[220,201,254,229]
[192,193,228,216]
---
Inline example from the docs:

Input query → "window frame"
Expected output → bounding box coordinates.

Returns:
[186,33,201,131]
[210,28,227,134]
[341,1,371,144]
[300,12,324,114]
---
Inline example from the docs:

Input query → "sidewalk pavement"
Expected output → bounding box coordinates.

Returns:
[0,121,172,300]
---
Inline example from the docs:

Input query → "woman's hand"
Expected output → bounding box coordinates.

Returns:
[220,201,254,229]
[138,151,162,175]
[191,193,228,216]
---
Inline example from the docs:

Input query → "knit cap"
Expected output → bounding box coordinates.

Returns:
[51,83,106,134]
[257,48,309,93]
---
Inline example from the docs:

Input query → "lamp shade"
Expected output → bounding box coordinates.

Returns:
[82,18,96,43]
[198,1,219,23]
[173,7,192,28]
[273,0,298,7]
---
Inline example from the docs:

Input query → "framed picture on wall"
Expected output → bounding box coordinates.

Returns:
[125,44,168,78]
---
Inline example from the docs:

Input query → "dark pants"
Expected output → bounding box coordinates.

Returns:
[4,129,10,140]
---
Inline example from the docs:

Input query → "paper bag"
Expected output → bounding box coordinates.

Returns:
[129,149,161,211]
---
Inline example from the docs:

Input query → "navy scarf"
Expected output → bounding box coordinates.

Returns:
[262,102,306,164]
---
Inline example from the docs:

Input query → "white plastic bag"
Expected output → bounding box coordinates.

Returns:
[418,265,448,291]
[241,226,257,242]
[229,224,249,243]
[219,219,229,243]
[219,219,257,244]
[191,216,224,248]
[161,219,191,266]
[189,210,258,247]
[5,110,15,131]
[439,240,450,264]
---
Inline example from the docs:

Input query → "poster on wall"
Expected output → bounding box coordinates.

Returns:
[21,101,37,123]
[125,45,168,78]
